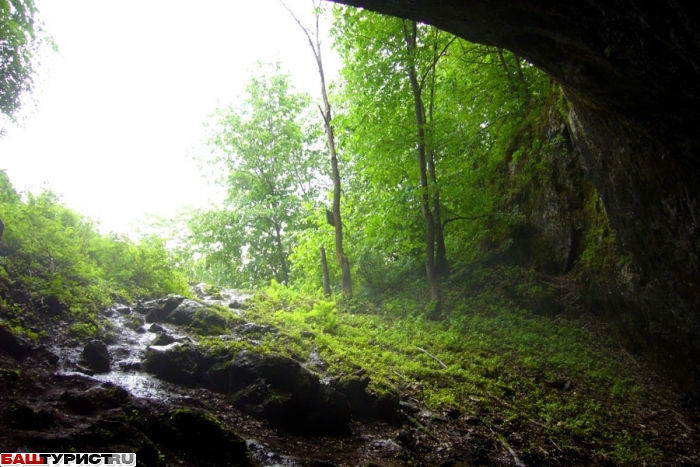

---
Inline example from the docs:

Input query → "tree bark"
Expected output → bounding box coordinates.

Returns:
[273,220,289,285]
[512,54,531,102]
[404,20,442,316]
[496,47,517,96]
[425,41,449,277]
[428,148,449,276]
[320,246,331,296]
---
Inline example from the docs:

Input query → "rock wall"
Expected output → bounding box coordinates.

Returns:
[502,98,700,395]
[331,0,700,395]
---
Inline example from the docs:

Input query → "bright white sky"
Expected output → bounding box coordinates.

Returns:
[0,0,340,234]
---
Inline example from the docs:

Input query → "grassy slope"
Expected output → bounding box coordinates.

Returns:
[199,267,696,466]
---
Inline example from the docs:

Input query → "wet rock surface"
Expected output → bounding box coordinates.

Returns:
[226,351,351,436]
[81,340,111,373]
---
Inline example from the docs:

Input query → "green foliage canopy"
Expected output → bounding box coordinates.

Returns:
[0,171,188,321]
[0,0,47,119]
[329,7,549,289]
[182,64,327,288]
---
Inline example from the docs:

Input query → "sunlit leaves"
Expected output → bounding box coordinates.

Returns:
[329,7,549,288]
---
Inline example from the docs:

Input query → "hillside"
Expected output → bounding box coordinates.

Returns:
[1,270,698,465]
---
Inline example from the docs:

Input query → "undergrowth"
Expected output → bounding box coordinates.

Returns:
[227,274,665,465]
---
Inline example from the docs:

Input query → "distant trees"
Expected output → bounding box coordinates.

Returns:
[182,64,326,288]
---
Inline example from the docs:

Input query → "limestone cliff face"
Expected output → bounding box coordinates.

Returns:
[331,0,700,394]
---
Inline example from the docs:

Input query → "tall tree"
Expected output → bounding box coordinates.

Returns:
[186,64,324,288]
[281,0,353,299]
[403,20,442,314]
[332,10,451,308]
[330,7,547,294]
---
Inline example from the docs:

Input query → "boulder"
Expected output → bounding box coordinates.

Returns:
[60,384,130,415]
[9,403,56,430]
[226,351,351,435]
[330,375,374,420]
[148,323,165,333]
[136,295,185,323]
[373,391,403,426]
[123,314,146,332]
[190,307,229,335]
[166,299,204,325]
[81,341,110,373]
[75,420,159,466]
[150,332,175,346]
[168,409,248,465]
[0,324,32,360]
[113,304,132,315]
[143,343,200,387]
[143,409,248,466]
[330,374,403,424]
[200,361,232,394]
[236,323,277,335]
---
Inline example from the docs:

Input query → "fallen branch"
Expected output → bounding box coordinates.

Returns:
[549,438,562,452]
[415,346,448,368]
[484,422,527,467]
[673,411,693,432]
[620,345,641,368]
[391,367,409,382]
[497,434,527,467]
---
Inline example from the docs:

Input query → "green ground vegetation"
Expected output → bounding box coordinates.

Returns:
[200,276,665,465]
[0,171,189,339]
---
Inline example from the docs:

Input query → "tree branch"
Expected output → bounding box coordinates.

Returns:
[442,213,508,228]
[415,346,447,369]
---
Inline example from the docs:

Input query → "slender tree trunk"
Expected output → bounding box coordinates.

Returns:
[320,246,331,296]
[428,148,449,276]
[281,0,353,299]
[496,47,517,96]
[273,220,289,285]
[404,20,442,317]
[512,53,531,101]
[426,43,449,276]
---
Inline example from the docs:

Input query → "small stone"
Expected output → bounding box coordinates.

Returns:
[82,340,111,373]
[399,400,420,414]
[237,323,277,335]
[151,332,175,346]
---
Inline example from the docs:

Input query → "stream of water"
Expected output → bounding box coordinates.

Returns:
[53,287,250,400]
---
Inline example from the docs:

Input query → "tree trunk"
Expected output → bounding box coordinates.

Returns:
[404,20,442,316]
[320,246,331,296]
[425,45,449,277]
[428,148,449,276]
[273,220,289,285]
[512,53,531,102]
[496,47,517,96]
[281,0,353,299]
